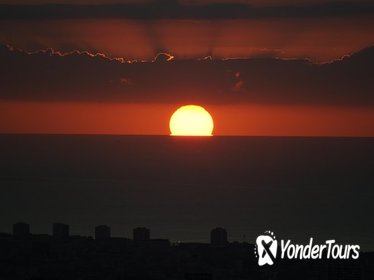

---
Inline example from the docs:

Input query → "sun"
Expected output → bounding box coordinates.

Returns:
[169,105,214,136]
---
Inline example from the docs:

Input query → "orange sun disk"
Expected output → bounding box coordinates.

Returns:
[169,105,214,136]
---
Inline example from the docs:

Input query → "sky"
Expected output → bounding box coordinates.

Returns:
[0,0,373,136]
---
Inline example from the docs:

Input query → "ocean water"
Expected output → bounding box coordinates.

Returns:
[0,135,373,250]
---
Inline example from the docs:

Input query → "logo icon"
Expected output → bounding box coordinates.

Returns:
[255,231,278,266]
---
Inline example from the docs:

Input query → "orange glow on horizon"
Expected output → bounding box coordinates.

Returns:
[0,101,374,137]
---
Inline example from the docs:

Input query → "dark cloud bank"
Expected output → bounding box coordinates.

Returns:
[0,1,374,19]
[0,44,373,106]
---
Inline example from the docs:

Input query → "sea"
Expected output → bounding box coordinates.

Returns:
[0,135,373,250]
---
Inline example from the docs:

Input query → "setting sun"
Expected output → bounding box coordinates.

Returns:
[169,105,214,136]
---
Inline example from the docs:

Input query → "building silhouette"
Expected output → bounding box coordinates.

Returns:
[53,223,69,239]
[133,227,150,241]
[12,222,30,238]
[210,227,228,247]
[1,222,373,280]
[185,273,212,280]
[95,225,111,240]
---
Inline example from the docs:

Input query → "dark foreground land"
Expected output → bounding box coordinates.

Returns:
[0,233,373,280]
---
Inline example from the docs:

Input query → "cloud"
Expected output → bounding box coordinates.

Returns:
[0,2,374,19]
[153,52,175,62]
[0,44,373,106]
